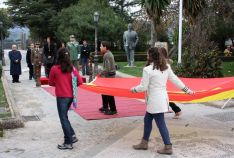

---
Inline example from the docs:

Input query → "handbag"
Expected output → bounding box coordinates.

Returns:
[71,69,78,108]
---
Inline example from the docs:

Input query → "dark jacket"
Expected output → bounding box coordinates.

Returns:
[26,48,33,67]
[9,50,22,75]
[43,43,56,64]
[80,45,91,59]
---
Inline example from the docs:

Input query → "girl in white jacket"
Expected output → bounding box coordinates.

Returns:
[131,47,194,155]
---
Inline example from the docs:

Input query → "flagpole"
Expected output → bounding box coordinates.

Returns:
[178,0,183,64]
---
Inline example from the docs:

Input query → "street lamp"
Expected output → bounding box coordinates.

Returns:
[89,11,100,82]
[0,21,3,65]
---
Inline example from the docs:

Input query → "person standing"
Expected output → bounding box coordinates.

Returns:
[67,35,80,70]
[55,41,66,64]
[43,37,56,77]
[123,23,139,67]
[49,48,83,150]
[131,47,194,155]
[8,45,22,83]
[26,43,34,80]
[98,41,117,115]
[31,42,43,87]
[159,47,182,119]
[80,40,90,76]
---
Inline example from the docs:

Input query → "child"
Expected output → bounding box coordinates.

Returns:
[49,48,83,150]
[98,41,117,115]
[131,47,194,155]
[160,47,182,119]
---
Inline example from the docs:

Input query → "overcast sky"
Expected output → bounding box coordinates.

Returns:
[0,0,7,8]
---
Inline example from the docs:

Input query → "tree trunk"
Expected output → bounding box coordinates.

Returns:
[150,19,157,47]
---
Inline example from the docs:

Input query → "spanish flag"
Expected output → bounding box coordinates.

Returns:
[80,77,234,103]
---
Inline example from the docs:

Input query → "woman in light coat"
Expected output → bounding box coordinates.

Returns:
[160,47,182,119]
[131,47,194,155]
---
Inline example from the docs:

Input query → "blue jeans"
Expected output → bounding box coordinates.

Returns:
[143,112,171,145]
[57,97,75,144]
[81,58,89,75]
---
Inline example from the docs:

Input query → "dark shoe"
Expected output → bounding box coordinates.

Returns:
[99,107,108,113]
[36,82,41,87]
[104,110,117,115]
[157,144,173,155]
[72,137,78,143]
[133,139,148,150]
[16,81,21,83]
[57,144,73,150]
[29,77,32,80]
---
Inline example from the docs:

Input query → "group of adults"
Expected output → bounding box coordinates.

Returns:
[9,35,91,86]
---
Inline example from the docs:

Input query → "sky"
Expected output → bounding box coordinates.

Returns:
[0,0,7,8]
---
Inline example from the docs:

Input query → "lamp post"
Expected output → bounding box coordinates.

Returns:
[0,21,3,65]
[89,11,100,82]
[178,0,183,64]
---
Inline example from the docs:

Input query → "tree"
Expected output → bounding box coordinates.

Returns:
[141,0,171,46]
[183,0,206,24]
[55,0,127,46]
[0,9,13,40]
[109,0,140,21]
[6,0,80,39]
[174,0,223,78]
[210,0,234,50]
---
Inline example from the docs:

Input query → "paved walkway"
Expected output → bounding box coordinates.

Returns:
[0,50,234,158]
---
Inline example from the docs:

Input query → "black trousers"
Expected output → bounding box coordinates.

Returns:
[45,63,53,77]
[12,75,19,82]
[169,102,181,113]
[28,65,34,79]
[102,95,116,111]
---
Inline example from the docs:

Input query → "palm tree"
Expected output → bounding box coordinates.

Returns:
[141,0,170,46]
[183,0,206,24]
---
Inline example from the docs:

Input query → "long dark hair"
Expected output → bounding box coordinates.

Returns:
[159,47,168,59]
[146,47,168,71]
[57,48,73,73]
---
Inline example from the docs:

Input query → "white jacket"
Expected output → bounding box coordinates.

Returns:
[133,64,186,114]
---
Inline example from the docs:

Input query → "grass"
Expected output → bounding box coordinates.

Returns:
[116,62,145,77]
[116,61,234,77]
[222,61,234,77]
[0,79,11,119]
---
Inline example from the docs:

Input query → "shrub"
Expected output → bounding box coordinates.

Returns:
[174,49,223,78]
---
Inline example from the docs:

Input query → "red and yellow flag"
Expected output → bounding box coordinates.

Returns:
[80,77,234,103]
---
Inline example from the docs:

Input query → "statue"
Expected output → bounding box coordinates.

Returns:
[123,23,139,67]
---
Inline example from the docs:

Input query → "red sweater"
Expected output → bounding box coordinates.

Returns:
[49,65,83,97]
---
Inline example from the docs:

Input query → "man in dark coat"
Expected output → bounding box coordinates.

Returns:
[8,44,22,83]
[80,40,91,76]
[26,43,34,80]
[43,37,56,77]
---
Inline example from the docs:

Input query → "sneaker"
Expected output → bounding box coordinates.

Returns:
[99,107,108,113]
[57,144,73,150]
[72,137,78,143]
[104,110,117,115]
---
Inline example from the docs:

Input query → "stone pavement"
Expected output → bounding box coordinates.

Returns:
[0,50,234,158]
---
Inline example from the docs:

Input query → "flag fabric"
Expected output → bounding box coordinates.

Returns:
[80,77,234,103]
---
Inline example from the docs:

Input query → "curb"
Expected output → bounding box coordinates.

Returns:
[0,71,24,129]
